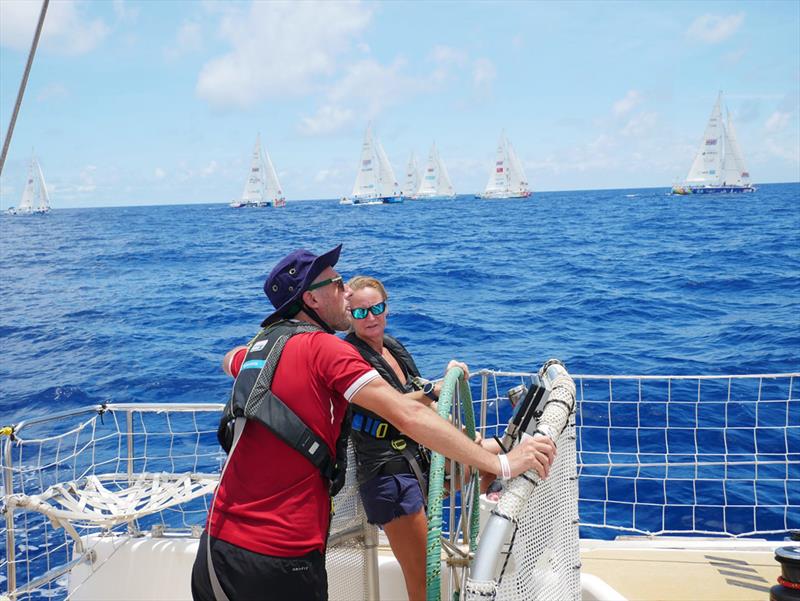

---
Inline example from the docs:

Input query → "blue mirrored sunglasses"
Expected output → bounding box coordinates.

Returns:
[350,301,386,320]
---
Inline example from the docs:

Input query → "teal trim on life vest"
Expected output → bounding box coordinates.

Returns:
[241,359,266,370]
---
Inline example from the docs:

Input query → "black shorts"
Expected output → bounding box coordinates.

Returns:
[191,531,328,601]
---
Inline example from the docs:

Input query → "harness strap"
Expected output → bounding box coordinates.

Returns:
[400,446,429,506]
[207,416,245,601]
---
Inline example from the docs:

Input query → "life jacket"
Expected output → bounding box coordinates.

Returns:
[344,332,430,486]
[217,320,351,497]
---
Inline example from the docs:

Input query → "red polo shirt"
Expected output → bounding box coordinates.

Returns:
[209,331,378,556]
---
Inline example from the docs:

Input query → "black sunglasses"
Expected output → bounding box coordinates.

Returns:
[350,302,386,320]
[307,275,344,292]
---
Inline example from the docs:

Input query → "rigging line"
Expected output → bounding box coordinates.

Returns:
[0,0,50,178]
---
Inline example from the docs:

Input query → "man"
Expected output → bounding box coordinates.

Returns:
[191,244,556,601]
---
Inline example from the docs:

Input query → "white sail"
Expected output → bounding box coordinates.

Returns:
[375,141,398,198]
[416,143,455,199]
[403,153,419,198]
[481,133,530,198]
[263,149,284,204]
[437,150,455,197]
[483,135,508,197]
[723,111,750,186]
[240,136,268,205]
[18,162,36,213]
[233,135,285,207]
[506,139,529,195]
[684,93,724,186]
[35,159,50,212]
[351,123,380,200]
[677,92,754,192]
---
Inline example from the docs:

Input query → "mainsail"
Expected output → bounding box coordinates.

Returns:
[416,143,455,199]
[481,132,531,199]
[677,92,753,193]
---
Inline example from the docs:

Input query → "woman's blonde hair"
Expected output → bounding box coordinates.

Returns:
[347,275,388,300]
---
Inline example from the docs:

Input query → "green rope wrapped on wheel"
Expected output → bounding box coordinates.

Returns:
[426,367,481,601]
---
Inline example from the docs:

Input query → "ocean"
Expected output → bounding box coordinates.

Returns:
[0,184,799,596]
[2,184,798,421]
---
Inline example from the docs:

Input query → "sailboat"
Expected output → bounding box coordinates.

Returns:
[230,135,286,208]
[478,132,531,199]
[401,153,420,200]
[347,123,401,205]
[7,155,50,215]
[672,92,755,195]
[415,142,456,200]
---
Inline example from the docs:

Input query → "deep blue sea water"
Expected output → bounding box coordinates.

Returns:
[0,185,799,595]
[2,184,798,422]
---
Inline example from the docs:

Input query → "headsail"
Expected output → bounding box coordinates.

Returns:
[34,159,50,212]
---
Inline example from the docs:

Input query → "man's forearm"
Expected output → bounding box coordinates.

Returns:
[354,379,500,474]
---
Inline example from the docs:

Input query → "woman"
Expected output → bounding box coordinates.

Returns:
[345,275,442,601]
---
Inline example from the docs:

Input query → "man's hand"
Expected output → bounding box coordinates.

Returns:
[504,434,557,479]
[446,360,469,380]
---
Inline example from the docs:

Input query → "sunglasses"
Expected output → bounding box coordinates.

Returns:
[350,301,387,320]
[307,275,344,292]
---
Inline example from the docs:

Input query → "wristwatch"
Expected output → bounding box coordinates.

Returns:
[410,376,436,398]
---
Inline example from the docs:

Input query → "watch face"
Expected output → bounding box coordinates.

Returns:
[423,382,434,395]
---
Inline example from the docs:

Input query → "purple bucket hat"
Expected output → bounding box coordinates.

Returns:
[260,244,342,327]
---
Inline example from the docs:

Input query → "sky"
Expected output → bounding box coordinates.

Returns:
[0,0,798,209]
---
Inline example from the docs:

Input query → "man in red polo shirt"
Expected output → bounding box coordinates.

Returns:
[191,245,557,601]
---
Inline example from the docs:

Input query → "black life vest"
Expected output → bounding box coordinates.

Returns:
[344,332,428,485]
[217,320,351,497]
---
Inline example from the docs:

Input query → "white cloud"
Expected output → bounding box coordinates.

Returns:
[165,21,203,61]
[314,168,341,183]
[0,0,110,55]
[613,90,643,117]
[430,45,467,66]
[300,105,355,136]
[764,138,799,163]
[77,165,98,192]
[196,1,372,109]
[201,161,219,177]
[765,111,792,134]
[300,58,421,136]
[686,13,744,44]
[112,0,139,24]
[36,83,69,102]
[154,167,167,180]
[621,112,658,137]
[472,58,496,90]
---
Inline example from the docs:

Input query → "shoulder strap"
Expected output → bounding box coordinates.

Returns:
[221,320,338,480]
